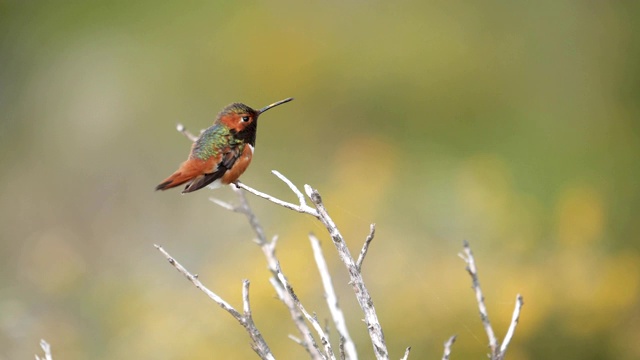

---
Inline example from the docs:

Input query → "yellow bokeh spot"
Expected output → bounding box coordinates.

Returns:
[553,247,639,336]
[596,253,640,310]
[20,227,86,294]
[327,135,397,221]
[555,185,605,247]
[455,154,513,240]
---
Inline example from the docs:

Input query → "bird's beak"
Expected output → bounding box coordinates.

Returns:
[258,97,294,114]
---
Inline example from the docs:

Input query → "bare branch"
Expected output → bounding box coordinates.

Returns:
[458,240,498,356]
[304,185,388,360]
[209,197,238,212]
[224,186,325,360]
[155,245,241,317]
[309,233,358,360]
[235,173,389,359]
[400,347,411,360]
[356,224,376,272]
[459,241,523,360]
[499,294,524,356]
[441,335,456,360]
[289,334,304,345]
[272,170,307,206]
[35,339,52,360]
[231,186,268,245]
[234,180,318,217]
[154,245,274,360]
[176,123,199,142]
[276,264,336,360]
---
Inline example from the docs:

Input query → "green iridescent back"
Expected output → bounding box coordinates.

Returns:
[190,124,243,160]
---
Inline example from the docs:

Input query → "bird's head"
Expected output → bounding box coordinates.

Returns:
[216,98,293,132]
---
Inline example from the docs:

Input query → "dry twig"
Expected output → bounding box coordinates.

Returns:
[227,172,392,358]
[154,245,274,360]
[35,339,53,360]
[459,240,523,360]
[459,241,497,353]
[176,123,198,142]
[234,174,318,217]
[276,264,336,360]
[213,186,325,360]
[356,224,376,272]
[225,169,392,358]
[441,335,456,360]
[304,184,388,359]
[400,347,411,360]
[500,294,524,355]
[310,234,358,360]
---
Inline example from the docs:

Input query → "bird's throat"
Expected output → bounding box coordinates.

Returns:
[231,121,257,147]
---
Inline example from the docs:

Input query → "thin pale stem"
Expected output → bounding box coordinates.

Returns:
[272,170,307,206]
[213,186,324,360]
[459,240,498,357]
[154,245,274,360]
[176,123,199,142]
[400,347,411,360]
[310,233,358,360]
[356,224,376,272]
[35,339,53,360]
[441,335,457,360]
[304,185,388,360]
[276,265,336,360]
[499,294,524,357]
[234,181,318,216]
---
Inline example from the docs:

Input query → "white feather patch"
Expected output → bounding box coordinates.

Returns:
[207,178,223,190]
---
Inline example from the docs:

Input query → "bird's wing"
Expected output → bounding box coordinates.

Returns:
[190,124,228,160]
[182,142,244,193]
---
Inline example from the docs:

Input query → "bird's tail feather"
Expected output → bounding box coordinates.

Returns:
[155,171,192,191]
[181,169,225,193]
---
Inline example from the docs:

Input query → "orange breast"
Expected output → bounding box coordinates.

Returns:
[221,145,253,184]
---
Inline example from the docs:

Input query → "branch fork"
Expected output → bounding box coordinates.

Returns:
[458,240,524,360]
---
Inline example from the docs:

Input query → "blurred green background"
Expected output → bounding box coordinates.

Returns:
[1,0,639,359]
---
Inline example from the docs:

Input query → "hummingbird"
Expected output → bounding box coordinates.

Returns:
[156,97,293,194]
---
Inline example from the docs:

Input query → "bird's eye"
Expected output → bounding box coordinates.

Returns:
[241,116,250,122]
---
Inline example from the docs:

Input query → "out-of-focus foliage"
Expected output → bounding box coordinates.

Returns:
[1,1,639,359]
